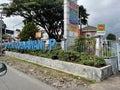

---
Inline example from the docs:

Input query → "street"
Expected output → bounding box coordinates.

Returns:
[0,66,57,90]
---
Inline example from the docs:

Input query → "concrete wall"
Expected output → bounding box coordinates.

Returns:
[105,57,118,75]
[6,51,112,82]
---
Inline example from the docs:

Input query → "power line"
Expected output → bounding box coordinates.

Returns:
[13,22,23,27]
[13,22,23,30]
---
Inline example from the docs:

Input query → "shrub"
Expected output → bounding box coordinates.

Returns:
[69,37,96,55]
[8,48,106,67]
[80,56,105,67]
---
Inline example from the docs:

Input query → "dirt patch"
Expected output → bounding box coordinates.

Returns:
[0,55,93,89]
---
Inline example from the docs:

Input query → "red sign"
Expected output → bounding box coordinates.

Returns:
[98,25,104,31]
[97,24,105,33]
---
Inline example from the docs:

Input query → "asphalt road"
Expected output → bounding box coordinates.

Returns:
[0,66,57,90]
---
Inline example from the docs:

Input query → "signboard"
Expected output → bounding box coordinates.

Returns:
[69,1,79,32]
[96,24,106,35]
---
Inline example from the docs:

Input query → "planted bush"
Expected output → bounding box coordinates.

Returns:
[80,56,105,67]
[8,48,106,67]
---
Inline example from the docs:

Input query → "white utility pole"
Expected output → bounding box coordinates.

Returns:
[62,0,69,50]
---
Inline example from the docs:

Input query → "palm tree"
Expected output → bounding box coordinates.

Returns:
[79,5,89,35]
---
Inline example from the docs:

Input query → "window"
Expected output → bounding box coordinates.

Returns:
[86,33,91,38]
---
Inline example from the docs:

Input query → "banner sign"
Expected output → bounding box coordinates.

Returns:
[4,39,56,51]
[69,1,79,32]
[96,24,106,35]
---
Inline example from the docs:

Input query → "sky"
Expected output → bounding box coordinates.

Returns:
[0,0,24,30]
[0,0,120,37]
[78,0,120,37]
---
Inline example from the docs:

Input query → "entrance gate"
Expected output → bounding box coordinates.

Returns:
[117,42,120,70]
[102,40,117,58]
[102,40,120,70]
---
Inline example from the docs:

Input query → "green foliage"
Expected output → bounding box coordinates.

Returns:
[1,1,89,42]
[80,56,105,67]
[1,0,63,42]
[2,23,6,35]
[19,22,39,41]
[106,33,116,40]
[10,47,106,68]
[79,5,89,26]
[70,37,96,55]
[58,50,80,62]
[2,34,9,39]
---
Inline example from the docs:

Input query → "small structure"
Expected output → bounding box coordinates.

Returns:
[82,25,97,38]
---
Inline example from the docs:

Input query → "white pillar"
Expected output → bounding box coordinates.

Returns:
[95,37,100,56]
[62,0,69,50]
[62,0,78,50]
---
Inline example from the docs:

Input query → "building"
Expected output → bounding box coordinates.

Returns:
[3,29,20,42]
[82,25,97,38]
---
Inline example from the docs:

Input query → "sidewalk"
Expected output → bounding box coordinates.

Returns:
[70,74,120,90]
[60,72,120,90]
[90,74,120,90]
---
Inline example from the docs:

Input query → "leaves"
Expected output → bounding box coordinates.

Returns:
[1,1,89,42]
[106,33,116,40]
[1,0,64,42]
[19,22,39,41]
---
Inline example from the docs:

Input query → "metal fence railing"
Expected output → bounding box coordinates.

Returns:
[70,38,96,56]
[102,40,117,58]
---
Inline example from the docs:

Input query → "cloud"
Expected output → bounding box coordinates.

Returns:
[0,0,24,30]
[3,16,24,30]
[78,0,120,37]
[1,0,120,37]
[0,0,9,4]
[0,0,23,30]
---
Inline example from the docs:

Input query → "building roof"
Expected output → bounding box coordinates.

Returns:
[82,25,97,32]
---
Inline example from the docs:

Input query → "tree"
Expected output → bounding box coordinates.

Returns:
[79,5,89,34]
[19,22,39,41]
[2,23,6,35]
[106,33,116,40]
[1,0,63,42]
[1,1,89,41]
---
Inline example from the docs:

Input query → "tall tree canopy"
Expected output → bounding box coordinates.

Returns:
[79,5,89,31]
[1,0,89,41]
[2,0,63,42]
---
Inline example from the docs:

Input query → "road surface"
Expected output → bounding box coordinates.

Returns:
[0,66,57,90]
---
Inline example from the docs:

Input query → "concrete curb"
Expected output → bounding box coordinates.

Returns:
[6,51,112,82]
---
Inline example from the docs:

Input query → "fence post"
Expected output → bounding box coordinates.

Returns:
[95,37,100,56]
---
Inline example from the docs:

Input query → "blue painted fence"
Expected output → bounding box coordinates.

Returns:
[4,39,56,51]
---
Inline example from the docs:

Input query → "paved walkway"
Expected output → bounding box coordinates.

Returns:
[63,74,120,90]
[90,74,120,90]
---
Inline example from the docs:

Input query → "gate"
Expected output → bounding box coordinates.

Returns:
[117,42,120,70]
[102,40,120,71]
[102,40,117,58]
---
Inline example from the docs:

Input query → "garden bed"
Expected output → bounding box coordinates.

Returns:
[5,51,112,82]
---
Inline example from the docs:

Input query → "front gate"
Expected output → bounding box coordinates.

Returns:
[102,40,120,70]
[102,40,117,58]
[117,42,120,70]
